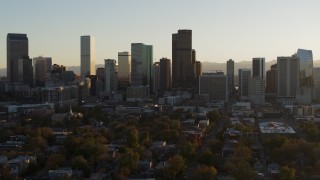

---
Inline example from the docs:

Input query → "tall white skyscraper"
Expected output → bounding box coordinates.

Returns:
[81,35,95,78]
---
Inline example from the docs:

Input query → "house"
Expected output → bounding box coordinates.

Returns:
[46,145,63,155]
[48,168,73,180]
[155,161,168,171]
[150,141,166,150]
[0,156,8,164]
[8,155,36,175]
[138,160,153,171]
[224,128,242,137]
[181,119,196,126]
[55,135,68,144]
[198,120,210,129]
[268,163,280,174]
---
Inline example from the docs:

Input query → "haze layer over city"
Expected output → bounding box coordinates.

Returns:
[1,0,320,68]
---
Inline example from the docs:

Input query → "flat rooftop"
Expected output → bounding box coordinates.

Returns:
[259,122,295,134]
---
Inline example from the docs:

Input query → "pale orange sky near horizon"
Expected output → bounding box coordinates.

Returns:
[1,0,320,69]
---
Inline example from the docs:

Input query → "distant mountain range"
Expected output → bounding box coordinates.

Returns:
[1,60,320,77]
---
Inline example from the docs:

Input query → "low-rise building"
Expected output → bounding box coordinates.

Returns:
[259,122,295,135]
[48,168,72,180]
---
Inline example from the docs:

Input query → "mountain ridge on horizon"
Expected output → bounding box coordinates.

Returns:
[1,60,320,77]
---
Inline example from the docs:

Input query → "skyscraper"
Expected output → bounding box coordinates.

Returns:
[81,35,95,78]
[33,56,52,86]
[104,59,117,94]
[252,57,265,79]
[248,77,265,103]
[238,69,251,99]
[96,68,105,81]
[17,57,33,87]
[96,67,105,96]
[172,29,197,89]
[199,72,228,101]
[196,61,202,77]
[249,58,265,103]
[313,68,320,102]
[7,33,29,83]
[131,43,153,89]
[266,64,277,95]
[159,58,171,92]
[227,59,234,90]
[118,52,131,88]
[296,49,313,80]
[277,56,299,98]
[152,62,160,92]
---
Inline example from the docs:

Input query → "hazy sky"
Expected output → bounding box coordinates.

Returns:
[1,0,320,68]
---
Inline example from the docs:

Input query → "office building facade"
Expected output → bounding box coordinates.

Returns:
[118,52,131,88]
[277,56,299,98]
[252,57,265,79]
[104,59,117,94]
[248,77,265,103]
[33,56,52,86]
[160,58,171,92]
[297,49,313,80]
[227,59,234,91]
[313,68,320,102]
[131,43,153,89]
[152,62,160,92]
[17,57,33,87]
[266,64,277,95]
[199,72,228,101]
[238,69,251,99]
[172,29,197,89]
[7,33,29,83]
[81,35,95,78]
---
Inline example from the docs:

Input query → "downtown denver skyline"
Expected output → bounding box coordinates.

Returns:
[1,0,320,68]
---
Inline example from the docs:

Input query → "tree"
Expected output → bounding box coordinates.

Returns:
[126,128,139,148]
[114,167,131,179]
[0,165,12,180]
[120,149,140,171]
[181,141,198,160]
[192,165,217,180]
[233,160,255,180]
[46,154,66,170]
[197,150,214,166]
[139,131,150,146]
[161,129,179,143]
[232,144,252,162]
[279,166,296,180]
[207,109,222,122]
[263,135,288,152]
[71,156,90,177]
[25,136,47,152]
[164,155,186,179]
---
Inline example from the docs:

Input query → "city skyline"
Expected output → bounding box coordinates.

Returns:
[1,1,320,68]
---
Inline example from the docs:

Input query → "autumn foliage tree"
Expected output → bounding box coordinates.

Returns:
[192,165,217,180]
